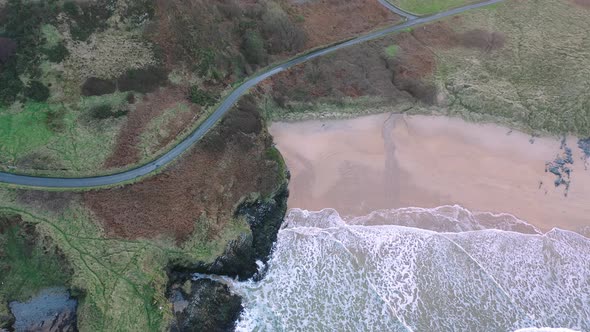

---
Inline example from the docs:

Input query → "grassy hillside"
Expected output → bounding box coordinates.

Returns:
[0,97,288,330]
[263,0,590,137]
[432,0,590,136]
[0,200,248,331]
[0,0,397,177]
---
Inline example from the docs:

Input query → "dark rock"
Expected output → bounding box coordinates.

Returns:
[0,313,15,330]
[9,287,77,332]
[169,279,242,332]
[578,138,590,159]
[117,66,168,94]
[166,185,289,331]
[545,141,576,196]
[81,77,116,96]
[0,38,17,65]
[548,166,561,176]
[172,185,288,282]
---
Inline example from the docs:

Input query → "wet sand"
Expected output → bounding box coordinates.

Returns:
[269,114,590,232]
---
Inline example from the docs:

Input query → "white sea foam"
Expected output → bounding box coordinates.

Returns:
[229,206,590,332]
[514,329,580,332]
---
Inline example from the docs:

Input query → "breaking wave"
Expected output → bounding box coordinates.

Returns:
[223,205,590,331]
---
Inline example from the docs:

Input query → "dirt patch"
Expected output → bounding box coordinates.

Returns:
[104,86,195,169]
[15,152,63,173]
[410,20,461,48]
[459,29,505,50]
[16,191,78,214]
[287,0,402,48]
[86,99,282,242]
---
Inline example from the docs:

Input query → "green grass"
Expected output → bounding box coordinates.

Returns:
[0,213,72,327]
[384,44,399,58]
[41,24,62,48]
[264,94,415,122]
[0,92,129,176]
[429,0,590,136]
[0,103,56,164]
[0,217,71,302]
[283,0,590,138]
[0,187,253,331]
[391,0,474,15]
[265,146,288,189]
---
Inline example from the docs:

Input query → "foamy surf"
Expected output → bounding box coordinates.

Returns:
[225,206,590,332]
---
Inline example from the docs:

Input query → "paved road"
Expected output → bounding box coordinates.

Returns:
[0,0,505,189]
[377,0,418,20]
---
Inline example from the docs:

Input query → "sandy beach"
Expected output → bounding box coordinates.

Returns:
[269,114,590,232]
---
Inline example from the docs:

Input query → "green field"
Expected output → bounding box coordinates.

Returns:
[0,213,72,327]
[0,103,56,164]
[390,0,475,15]
[0,188,251,331]
[0,95,126,175]
[384,44,400,58]
[429,0,590,136]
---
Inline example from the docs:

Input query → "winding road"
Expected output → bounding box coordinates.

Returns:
[0,0,505,188]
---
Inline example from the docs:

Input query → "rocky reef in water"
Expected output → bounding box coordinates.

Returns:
[166,184,289,331]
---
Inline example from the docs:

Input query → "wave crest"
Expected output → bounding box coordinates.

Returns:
[233,206,590,331]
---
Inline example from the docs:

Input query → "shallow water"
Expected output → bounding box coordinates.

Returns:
[221,206,590,332]
[9,287,77,331]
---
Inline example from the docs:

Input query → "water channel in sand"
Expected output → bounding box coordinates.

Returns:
[269,113,590,233]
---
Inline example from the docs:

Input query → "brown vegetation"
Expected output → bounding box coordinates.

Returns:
[104,87,197,169]
[286,0,402,48]
[266,20,505,107]
[147,0,304,77]
[86,97,282,242]
[101,0,401,172]
[16,190,78,214]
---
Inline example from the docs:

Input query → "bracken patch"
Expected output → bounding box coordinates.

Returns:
[266,20,504,107]
[287,0,402,48]
[86,100,281,243]
[104,87,192,169]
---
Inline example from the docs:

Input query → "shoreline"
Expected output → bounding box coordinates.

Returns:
[269,113,590,233]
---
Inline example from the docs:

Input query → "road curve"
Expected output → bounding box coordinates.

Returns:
[377,0,418,20]
[0,0,505,189]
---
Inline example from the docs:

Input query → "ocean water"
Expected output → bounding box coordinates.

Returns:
[214,206,590,331]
